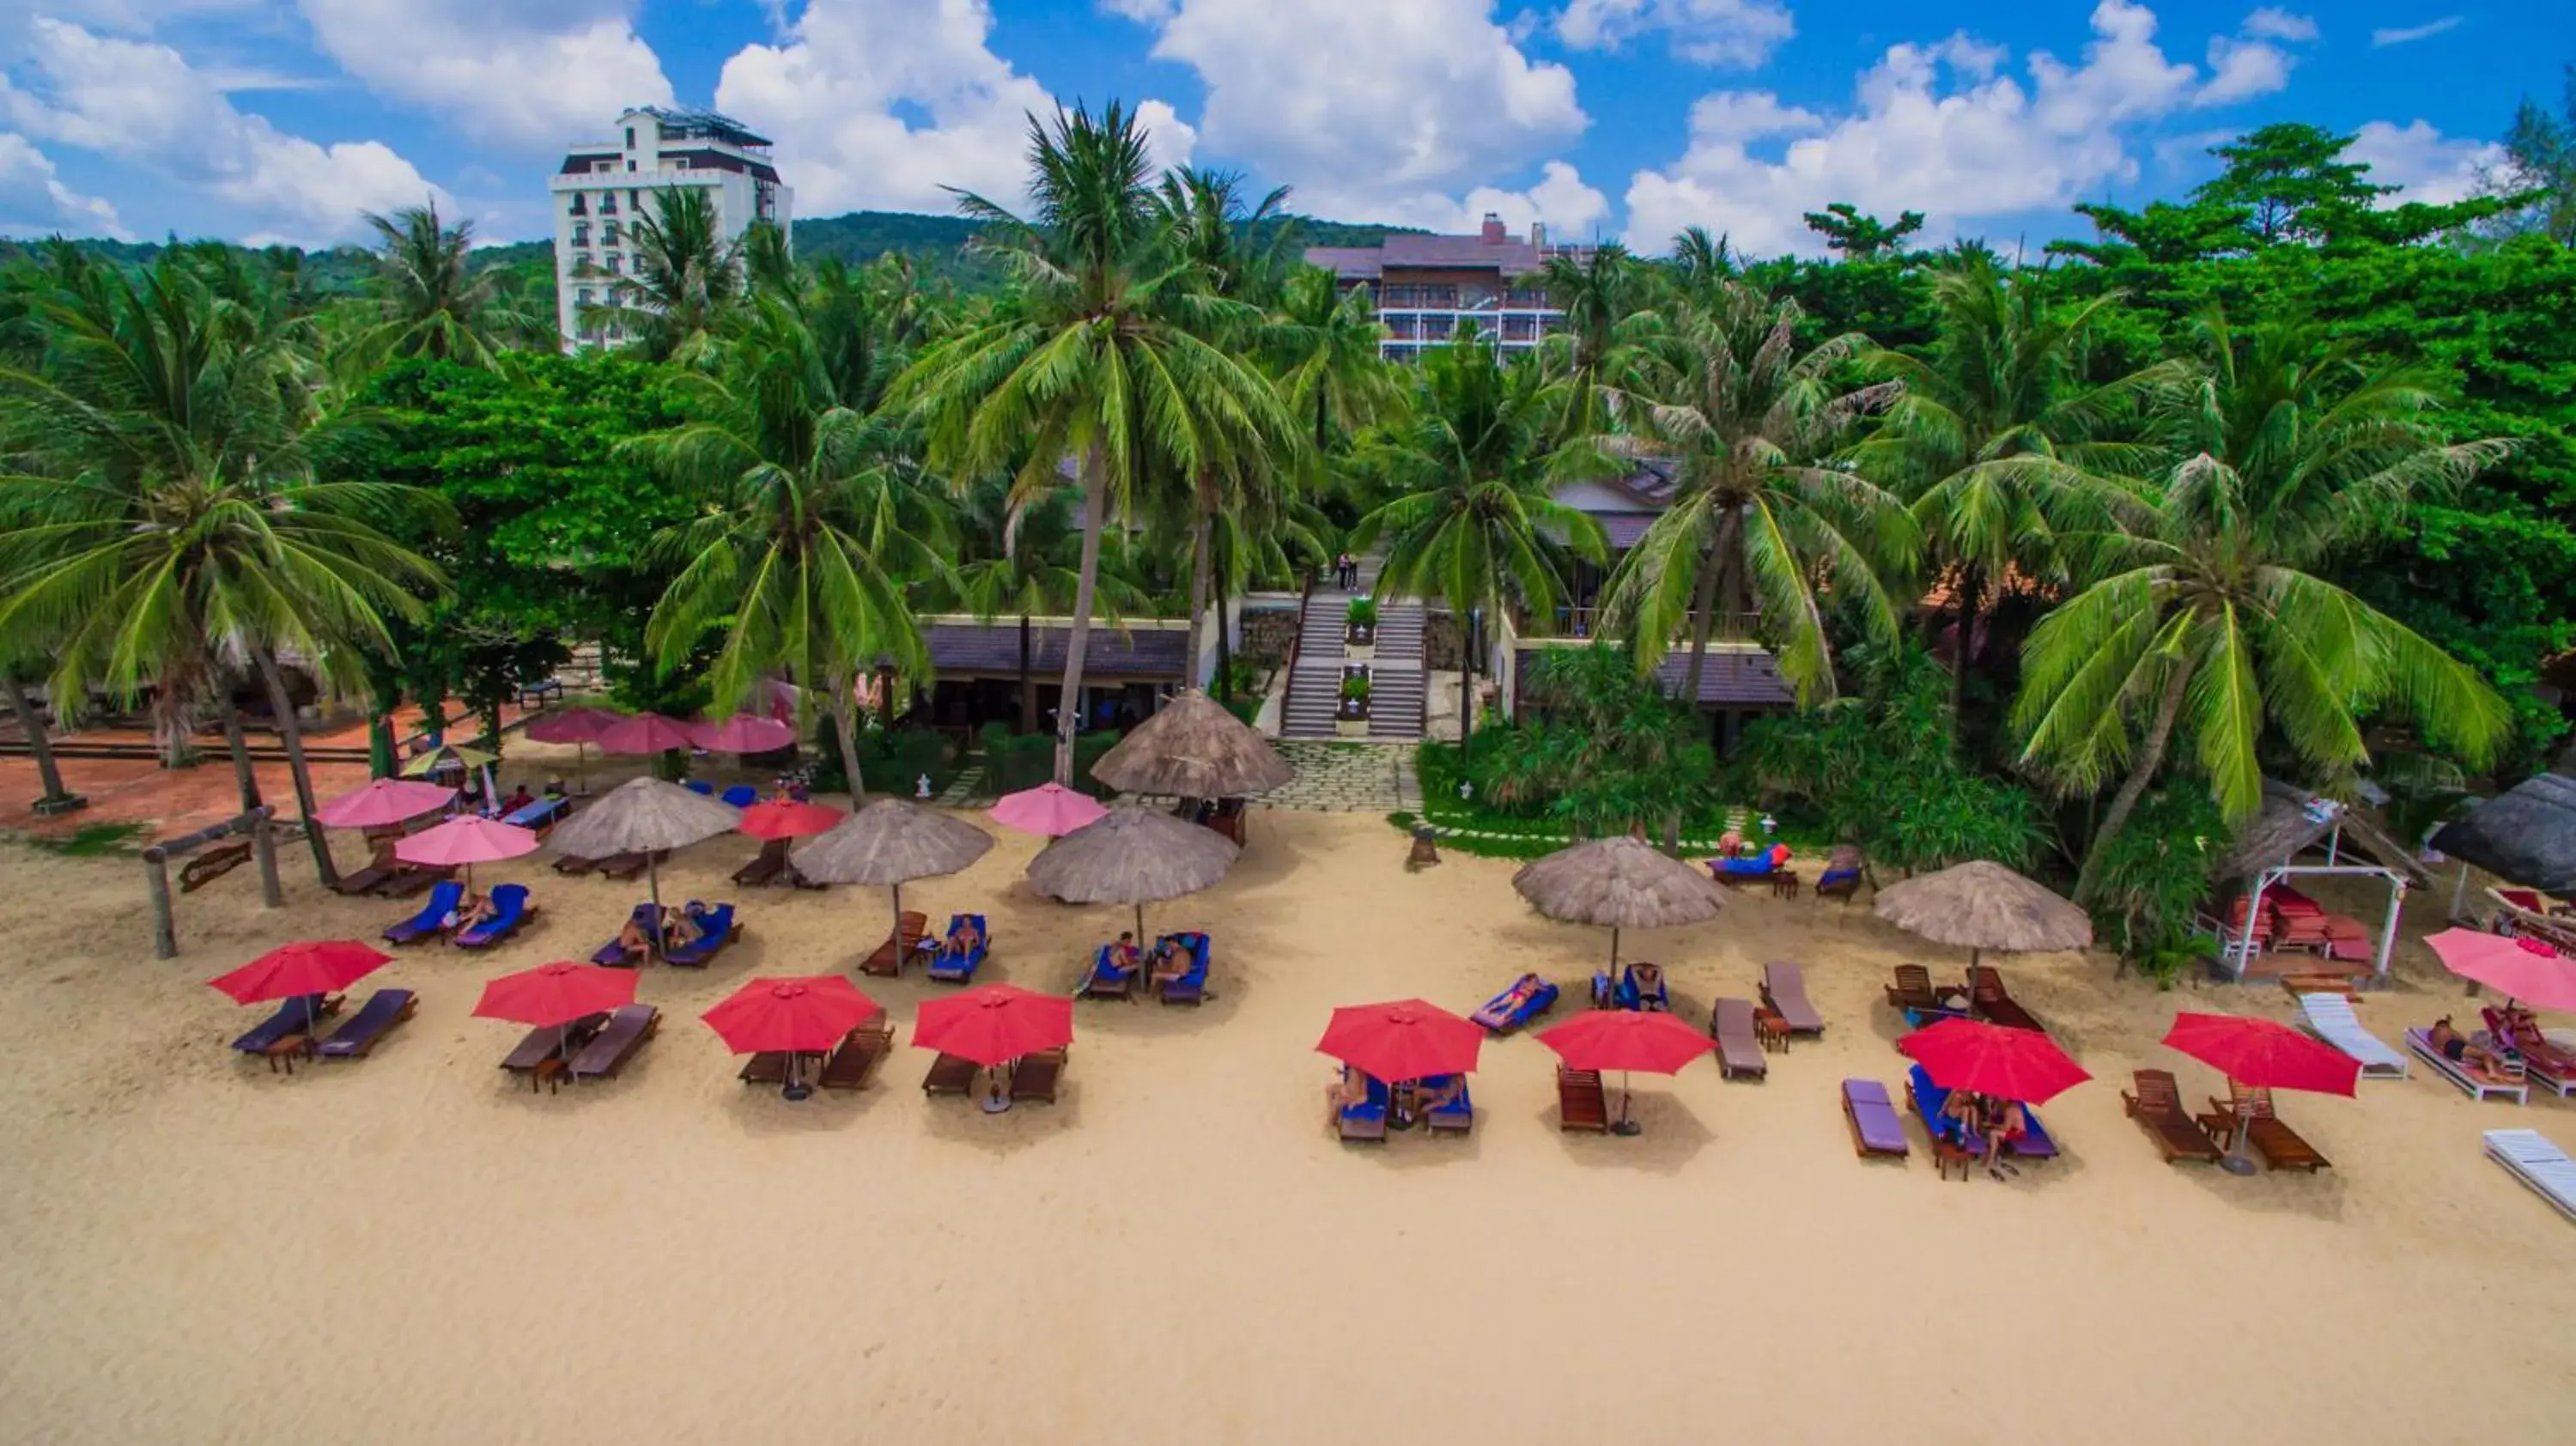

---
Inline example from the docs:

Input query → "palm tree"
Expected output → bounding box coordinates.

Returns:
[1664,226,1737,313]
[627,297,944,801]
[0,257,447,882]
[580,186,755,364]
[947,477,1149,732]
[1850,252,2170,722]
[1267,264,1396,460]
[893,102,1293,784]
[1600,281,1912,713]
[2014,310,2514,900]
[1536,241,1642,442]
[1350,327,1607,747]
[357,201,539,367]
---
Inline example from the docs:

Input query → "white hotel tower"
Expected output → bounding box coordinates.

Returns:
[548,106,793,348]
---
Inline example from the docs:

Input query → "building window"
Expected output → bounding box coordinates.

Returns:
[577,288,594,307]
[570,252,592,276]
[599,192,617,216]
[566,192,586,216]
[629,190,641,210]
[624,125,635,149]
[602,221,619,246]
[570,222,589,246]
[593,160,613,173]
[626,159,636,172]
[605,253,622,275]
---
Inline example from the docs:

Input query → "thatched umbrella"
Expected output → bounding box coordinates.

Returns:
[1512,836,1726,971]
[1025,805,1239,943]
[792,799,995,947]
[546,777,744,957]
[1873,860,2093,970]
[1088,693,1292,799]
[2431,771,2576,896]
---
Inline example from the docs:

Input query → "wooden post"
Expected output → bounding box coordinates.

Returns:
[252,807,283,908]
[144,848,177,959]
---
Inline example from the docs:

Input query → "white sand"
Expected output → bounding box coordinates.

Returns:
[1,806,2570,1445]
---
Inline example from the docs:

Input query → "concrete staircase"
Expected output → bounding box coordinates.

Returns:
[1364,602,1425,741]
[1279,556,1426,742]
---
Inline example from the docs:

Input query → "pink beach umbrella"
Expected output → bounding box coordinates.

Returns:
[313,777,457,830]
[395,814,540,892]
[597,712,699,756]
[525,708,617,793]
[695,713,798,754]
[990,781,1108,838]
[2426,928,2576,1011]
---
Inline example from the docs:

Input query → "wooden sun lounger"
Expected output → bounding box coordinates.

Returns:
[553,852,604,877]
[314,989,416,1060]
[738,1050,823,1086]
[1425,1081,1473,1136]
[921,1052,979,1096]
[1841,1078,1909,1159]
[733,837,791,887]
[1010,1048,1066,1104]
[1710,998,1767,1080]
[2484,1129,2576,1223]
[2122,1069,2224,1163]
[2408,1028,2530,1103]
[1884,964,1939,1013]
[863,912,930,977]
[501,1013,606,1091]
[566,1005,659,1082]
[1967,966,2045,1033]
[1761,961,1825,1036]
[1557,1067,1611,1133]
[817,1019,895,1091]
[593,851,657,883]
[331,846,402,896]
[2202,1089,2330,1172]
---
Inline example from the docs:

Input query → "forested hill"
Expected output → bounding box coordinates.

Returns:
[0,210,1425,295]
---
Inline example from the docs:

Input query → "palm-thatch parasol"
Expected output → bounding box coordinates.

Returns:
[1025,805,1239,942]
[1512,835,1726,970]
[1872,860,2093,969]
[1088,693,1292,799]
[2430,771,2576,896]
[791,799,995,947]
[546,777,744,956]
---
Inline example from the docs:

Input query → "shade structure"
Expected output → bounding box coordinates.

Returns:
[1898,1018,2090,1104]
[401,743,496,776]
[738,799,845,841]
[914,984,1075,1067]
[394,816,539,890]
[2425,927,2576,1011]
[474,961,638,1028]
[545,777,744,956]
[1873,860,2093,967]
[1511,835,1726,969]
[210,940,390,1006]
[2161,1013,2360,1097]
[523,708,617,745]
[1535,1009,1717,1075]
[2429,770,2576,895]
[990,781,1109,838]
[313,778,454,830]
[1316,999,1483,1084]
[792,799,996,953]
[1025,805,1239,943]
[702,975,880,1055]
[596,712,698,756]
[1087,692,1292,799]
[694,714,797,754]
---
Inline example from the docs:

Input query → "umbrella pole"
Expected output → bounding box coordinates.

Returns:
[1135,903,1147,948]
[647,856,665,963]
[892,884,905,965]
[575,743,589,797]
[2221,1092,2257,1176]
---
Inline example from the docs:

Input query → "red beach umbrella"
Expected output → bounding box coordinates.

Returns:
[525,708,618,793]
[210,940,391,1005]
[914,984,1075,1067]
[473,961,638,1029]
[394,815,539,891]
[2161,1012,2360,1097]
[312,778,455,830]
[1535,1009,1716,1075]
[702,975,880,1055]
[2425,928,2576,1011]
[738,799,845,841]
[694,714,798,754]
[596,712,698,756]
[1898,1018,2091,1104]
[1316,999,1483,1083]
[990,781,1109,838]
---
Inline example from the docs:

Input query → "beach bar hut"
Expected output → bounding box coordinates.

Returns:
[2212,781,2427,983]
[2430,773,2576,951]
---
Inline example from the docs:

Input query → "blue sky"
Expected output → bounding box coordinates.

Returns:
[0,3,2563,254]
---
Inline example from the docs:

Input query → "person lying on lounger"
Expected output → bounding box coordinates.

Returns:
[1149,937,1192,989]
[1979,1097,2027,1179]
[2428,1017,2514,1074]
[943,917,983,958]
[441,889,488,932]
[501,784,536,814]
[1105,932,1142,975]
[617,908,665,963]
[1330,1066,1379,1112]
[665,905,709,952]
[1405,1075,1463,1122]
[1628,963,1668,1009]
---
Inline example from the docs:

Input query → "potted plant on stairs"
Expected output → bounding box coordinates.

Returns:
[1335,668,1372,738]
[1344,596,1377,659]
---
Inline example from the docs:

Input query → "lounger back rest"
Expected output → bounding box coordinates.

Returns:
[2132,1069,2181,1115]
[2228,1083,2275,1117]
[1895,964,1932,995]
[1971,965,2006,998]
[490,884,529,914]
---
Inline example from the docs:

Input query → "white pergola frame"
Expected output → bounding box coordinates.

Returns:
[2225,861,2409,983]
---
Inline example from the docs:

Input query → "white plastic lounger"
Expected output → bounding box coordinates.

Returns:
[2407,1028,2528,1104]
[2483,1130,2576,1223]
[2296,994,2408,1080]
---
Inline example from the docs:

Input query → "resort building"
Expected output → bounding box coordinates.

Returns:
[548,106,793,348]
[1304,215,1587,362]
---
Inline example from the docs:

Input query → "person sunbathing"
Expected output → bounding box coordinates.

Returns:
[1979,1097,2028,1179]
[665,905,708,952]
[1409,1075,1464,1120]
[441,889,488,932]
[944,917,984,958]
[1104,932,1142,977]
[1149,937,1192,989]
[501,785,536,814]
[614,909,659,964]
[1628,963,1668,1009]
[2428,1017,2515,1074]
[1484,974,1541,1016]
[1329,1066,1379,1113]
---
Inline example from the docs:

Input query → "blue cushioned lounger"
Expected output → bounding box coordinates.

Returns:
[383,881,463,946]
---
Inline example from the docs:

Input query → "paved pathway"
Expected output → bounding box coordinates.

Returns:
[1258,740,1413,813]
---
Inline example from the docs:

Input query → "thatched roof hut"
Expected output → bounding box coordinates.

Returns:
[1512,836,1725,967]
[2431,771,2576,894]
[1873,860,2092,958]
[1088,693,1292,799]
[2217,778,2430,887]
[1026,805,1240,939]
[547,777,741,859]
[791,799,993,887]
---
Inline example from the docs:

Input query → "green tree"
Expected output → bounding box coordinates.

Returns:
[1536,240,1642,441]
[357,201,541,367]
[2195,124,2393,246]
[895,102,1292,783]
[580,187,757,364]
[1802,204,1925,261]
[2482,64,2576,243]
[2014,311,2516,900]
[945,476,1148,732]
[1350,326,1607,749]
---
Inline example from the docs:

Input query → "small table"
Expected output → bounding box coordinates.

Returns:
[1770,870,1802,900]
[1932,1139,1975,1182]
[264,1035,307,1075]
[1753,1008,1789,1053]
[532,1058,568,1095]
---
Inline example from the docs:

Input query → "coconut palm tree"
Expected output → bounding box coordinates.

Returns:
[357,201,541,367]
[1535,240,1643,443]
[1850,252,2171,722]
[580,186,755,364]
[946,477,1150,733]
[892,102,1292,783]
[2014,310,2514,900]
[1600,280,1912,713]
[627,297,944,801]
[0,257,447,882]
[1267,264,1397,462]
[1350,326,1607,748]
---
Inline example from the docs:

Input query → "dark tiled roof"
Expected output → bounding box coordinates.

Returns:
[1306,233,1590,281]
[1597,513,1657,550]
[1516,644,1792,708]
[1307,246,1382,280]
[925,624,1186,680]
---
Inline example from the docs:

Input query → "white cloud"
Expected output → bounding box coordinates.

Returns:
[1099,0,1179,17]
[2197,37,2290,106]
[2371,15,2462,46]
[2241,8,2316,42]
[1622,2,2280,256]
[1132,0,1586,228]
[27,0,264,32]
[1553,0,1795,67]
[0,20,445,244]
[717,0,1195,216]
[2348,118,2505,206]
[292,1,672,150]
[1450,160,1610,240]
[0,131,126,236]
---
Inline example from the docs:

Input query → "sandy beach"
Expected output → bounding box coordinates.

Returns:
[2,798,2570,1446]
